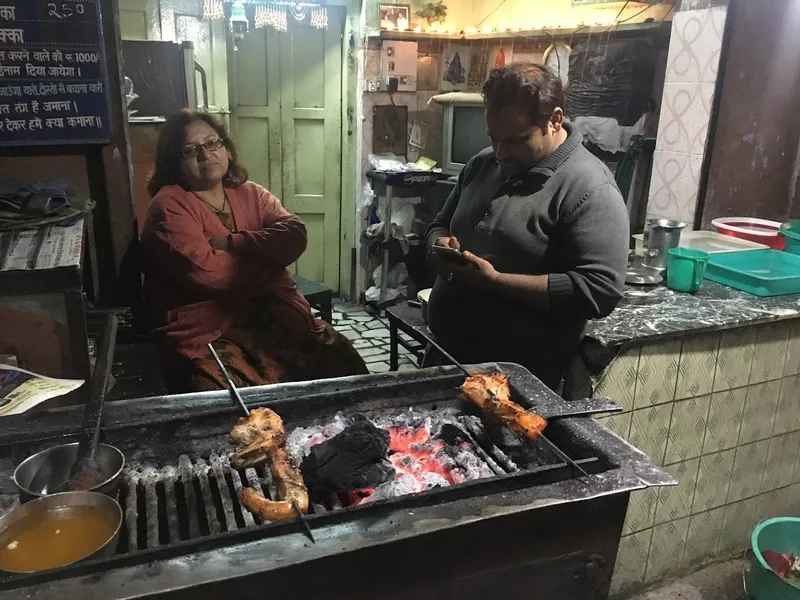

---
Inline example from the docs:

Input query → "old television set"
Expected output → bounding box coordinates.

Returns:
[439,93,493,176]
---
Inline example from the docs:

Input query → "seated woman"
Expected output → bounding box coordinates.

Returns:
[140,110,368,391]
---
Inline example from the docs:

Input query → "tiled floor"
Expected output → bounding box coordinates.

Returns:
[331,300,420,373]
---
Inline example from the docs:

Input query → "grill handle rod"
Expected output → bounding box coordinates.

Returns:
[411,330,591,479]
[207,343,316,543]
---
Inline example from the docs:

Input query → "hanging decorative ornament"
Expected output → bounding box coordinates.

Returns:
[309,6,328,30]
[232,1,326,33]
[267,3,288,32]
[229,0,249,50]
[289,3,308,21]
[254,3,269,28]
[203,0,224,20]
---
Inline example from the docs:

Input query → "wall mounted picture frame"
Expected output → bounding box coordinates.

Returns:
[378,4,411,30]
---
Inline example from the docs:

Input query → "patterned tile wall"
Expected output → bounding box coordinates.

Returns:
[599,322,800,598]
[646,5,727,225]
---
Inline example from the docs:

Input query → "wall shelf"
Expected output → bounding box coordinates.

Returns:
[367,20,671,43]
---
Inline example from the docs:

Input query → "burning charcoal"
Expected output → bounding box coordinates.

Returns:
[300,414,394,499]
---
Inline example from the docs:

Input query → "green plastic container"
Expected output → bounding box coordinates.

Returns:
[705,249,800,296]
[748,517,800,599]
[781,222,800,255]
[667,247,709,293]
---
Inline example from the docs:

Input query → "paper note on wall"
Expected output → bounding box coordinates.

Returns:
[381,41,418,92]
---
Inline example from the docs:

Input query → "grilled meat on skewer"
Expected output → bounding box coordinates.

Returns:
[230,407,286,469]
[459,373,547,441]
[240,445,310,519]
[230,407,309,520]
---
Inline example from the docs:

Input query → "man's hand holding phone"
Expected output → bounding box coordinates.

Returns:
[429,236,467,271]
[428,236,499,289]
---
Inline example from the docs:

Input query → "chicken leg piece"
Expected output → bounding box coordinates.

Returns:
[240,446,310,520]
[230,407,309,520]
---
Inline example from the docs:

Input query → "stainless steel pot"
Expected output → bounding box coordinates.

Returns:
[13,443,125,503]
[0,491,122,573]
[642,218,687,272]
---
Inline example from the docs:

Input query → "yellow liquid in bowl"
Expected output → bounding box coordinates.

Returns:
[0,506,116,572]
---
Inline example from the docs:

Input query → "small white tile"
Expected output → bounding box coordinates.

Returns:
[656,83,713,156]
[647,150,702,223]
[665,11,706,84]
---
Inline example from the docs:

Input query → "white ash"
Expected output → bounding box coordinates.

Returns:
[285,412,353,463]
[370,406,464,434]
[360,474,420,503]
[418,472,450,489]
[446,441,495,481]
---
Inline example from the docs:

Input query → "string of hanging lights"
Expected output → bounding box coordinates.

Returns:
[204,0,328,37]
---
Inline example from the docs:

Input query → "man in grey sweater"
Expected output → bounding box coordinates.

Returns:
[426,63,629,391]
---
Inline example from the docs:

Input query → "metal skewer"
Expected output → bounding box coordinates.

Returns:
[414,334,591,479]
[207,343,316,543]
[208,343,249,417]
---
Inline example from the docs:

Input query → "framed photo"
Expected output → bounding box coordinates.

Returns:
[378,4,411,30]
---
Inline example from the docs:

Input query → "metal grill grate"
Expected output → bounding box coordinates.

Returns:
[112,418,582,554]
[116,452,302,554]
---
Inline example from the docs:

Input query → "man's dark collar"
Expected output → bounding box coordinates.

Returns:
[527,121,581,178]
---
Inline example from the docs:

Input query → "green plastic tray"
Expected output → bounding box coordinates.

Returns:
[704,249,800,296]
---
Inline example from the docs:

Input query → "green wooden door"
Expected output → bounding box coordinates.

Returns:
[231,11,344,290]
[229,24,283,199]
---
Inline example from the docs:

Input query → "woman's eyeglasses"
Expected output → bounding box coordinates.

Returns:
[181,137,224,159]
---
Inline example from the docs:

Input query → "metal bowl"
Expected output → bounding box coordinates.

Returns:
[0,491,122,573]
[417,288,431,324]
[13,443,125,503]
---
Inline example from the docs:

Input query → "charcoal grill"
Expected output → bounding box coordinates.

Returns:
[0,363,674,600]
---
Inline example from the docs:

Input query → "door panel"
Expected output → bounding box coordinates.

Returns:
[296,214,325,284]
[118,0,158,40]
[278,10,343,290]
[120,10,147,40]
[159,0,227,110]
[230,24,282,201]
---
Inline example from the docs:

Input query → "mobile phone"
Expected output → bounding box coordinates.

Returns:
[431,244,469,265]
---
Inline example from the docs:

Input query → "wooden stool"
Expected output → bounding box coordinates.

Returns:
[293,274,334,324]
[385,303,429,370]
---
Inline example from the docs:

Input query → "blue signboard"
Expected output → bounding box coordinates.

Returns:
[0,0,111,145]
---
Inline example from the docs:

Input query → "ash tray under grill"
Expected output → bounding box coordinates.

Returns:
[621,290,665,306]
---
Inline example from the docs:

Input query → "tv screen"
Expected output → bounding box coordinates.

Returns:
[451,105,492,165]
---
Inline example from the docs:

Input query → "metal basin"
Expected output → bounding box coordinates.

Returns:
[13,443,125,503]
[0,491,122,573]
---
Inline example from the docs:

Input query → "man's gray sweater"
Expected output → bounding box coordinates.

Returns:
[425,123,629,389]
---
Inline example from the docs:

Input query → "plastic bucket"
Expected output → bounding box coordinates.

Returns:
[781,222,800,255]
[747,517,800,599]
[667,247,709,293]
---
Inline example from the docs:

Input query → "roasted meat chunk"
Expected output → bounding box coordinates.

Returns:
[230,407,309,520]
[459,373,547,441]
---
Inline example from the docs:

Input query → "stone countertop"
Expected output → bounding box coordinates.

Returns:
[585,281,800,348]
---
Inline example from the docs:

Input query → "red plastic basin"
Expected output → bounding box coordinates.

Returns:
[711,217,785,250]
